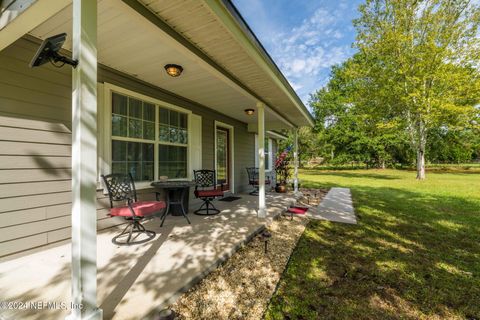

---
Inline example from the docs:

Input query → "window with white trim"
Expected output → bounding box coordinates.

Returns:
[158,107,188,179]
[255,135,273,172]
[110,91,189,181]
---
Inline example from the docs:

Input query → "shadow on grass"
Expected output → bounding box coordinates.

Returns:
[400,167,480,175]
[266,185,480,320]
[300,170,402,181]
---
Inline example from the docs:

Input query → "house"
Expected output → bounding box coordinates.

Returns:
[0,0,313,319]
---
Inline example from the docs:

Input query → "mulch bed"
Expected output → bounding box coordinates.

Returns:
[169,189,327,320]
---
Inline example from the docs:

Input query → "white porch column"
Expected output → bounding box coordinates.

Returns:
[257,101,266,218]
[293,128,299,193]
[68,0,102,319]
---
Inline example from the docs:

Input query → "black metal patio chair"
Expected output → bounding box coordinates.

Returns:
[193,169,224,215]
[101,173,166,245]
[246,167,271,195]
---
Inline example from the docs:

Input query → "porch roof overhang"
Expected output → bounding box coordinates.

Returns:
[1,0,313,130]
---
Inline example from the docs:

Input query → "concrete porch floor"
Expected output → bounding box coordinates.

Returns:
[0,192,296,320]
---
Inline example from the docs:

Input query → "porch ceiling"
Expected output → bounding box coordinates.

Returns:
[138,0,313,127]
[27,0,311,129]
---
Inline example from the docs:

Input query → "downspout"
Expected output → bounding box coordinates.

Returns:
[257,101,266,218]
[293,129,299,193]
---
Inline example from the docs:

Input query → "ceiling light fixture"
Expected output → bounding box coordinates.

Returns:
[164,64,183,77]
[244,108,255,115]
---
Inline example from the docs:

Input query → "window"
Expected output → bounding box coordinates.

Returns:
[158,144,187,179]
[110,91,189,181]
[158,108,188,179]
[112,140,154,181]
[265,138,271,170]
[255,136,273,171]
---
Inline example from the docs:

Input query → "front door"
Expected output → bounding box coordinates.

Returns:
[216,127,230,191]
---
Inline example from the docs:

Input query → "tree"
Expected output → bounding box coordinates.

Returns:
[427,126,480,163]
[310,56,412,169]
[353,0,480,179]
[277,127,323,167]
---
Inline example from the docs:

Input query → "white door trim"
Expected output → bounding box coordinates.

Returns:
[214,121,235,194]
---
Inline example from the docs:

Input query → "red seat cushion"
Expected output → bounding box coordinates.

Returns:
[196,190,224,198]
[110,201,166,217]
[287,206,309,214]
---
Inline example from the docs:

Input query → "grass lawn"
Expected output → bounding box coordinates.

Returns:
[265,169,480,320]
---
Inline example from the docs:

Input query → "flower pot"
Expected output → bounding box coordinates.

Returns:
[275,183,287,193]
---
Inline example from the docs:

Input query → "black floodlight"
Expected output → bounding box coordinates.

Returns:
[30,33,78,68]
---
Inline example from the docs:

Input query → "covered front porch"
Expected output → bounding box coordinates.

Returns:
[0,0,313,319]
[0,192,296,320]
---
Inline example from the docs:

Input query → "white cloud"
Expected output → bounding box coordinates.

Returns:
[262,6,356,104]
[290,81,303,91]
[234,0,359,104]
[291,59,307,73]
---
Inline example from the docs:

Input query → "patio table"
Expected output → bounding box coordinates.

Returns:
[150,180,196,216]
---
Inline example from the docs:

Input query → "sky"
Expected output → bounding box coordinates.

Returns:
[232,0,364,107]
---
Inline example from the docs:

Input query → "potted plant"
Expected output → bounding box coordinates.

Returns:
[275,156,292,193]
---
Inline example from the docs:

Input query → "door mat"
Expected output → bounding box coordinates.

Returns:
[287,206,309,214]
[219,196,242,202]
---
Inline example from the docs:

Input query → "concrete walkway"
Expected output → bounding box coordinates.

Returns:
[307,187,357,224]
[0,192,295,320]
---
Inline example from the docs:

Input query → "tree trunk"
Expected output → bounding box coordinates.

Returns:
[416,148,426,180]
[410,116,427,180]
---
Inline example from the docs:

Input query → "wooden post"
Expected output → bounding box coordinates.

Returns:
[68,0,102,319]
[257,102,266,218]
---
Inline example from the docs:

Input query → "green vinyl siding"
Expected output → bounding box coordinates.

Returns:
[0,36,255,258]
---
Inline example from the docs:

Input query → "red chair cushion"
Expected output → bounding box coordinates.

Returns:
[287,206,309,214]
[196,190,224,198]
[110,201,166,217]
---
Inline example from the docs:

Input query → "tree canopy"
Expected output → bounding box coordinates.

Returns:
[303,0,480,178]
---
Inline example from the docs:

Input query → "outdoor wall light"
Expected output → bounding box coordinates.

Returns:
[30,33,78,69]
[244,108,255,115]
[164,64,183,77]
